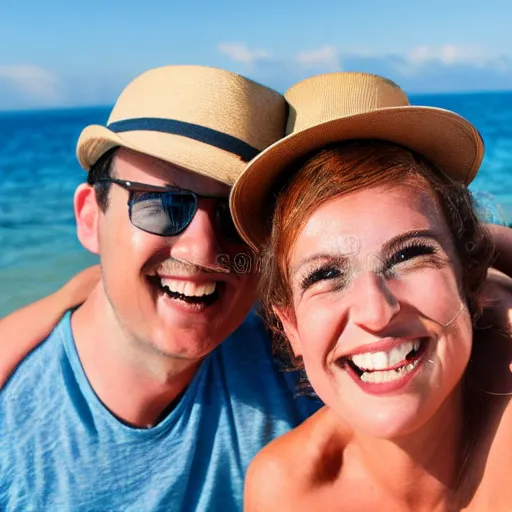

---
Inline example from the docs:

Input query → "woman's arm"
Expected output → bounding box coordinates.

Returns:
[0,265,101,387]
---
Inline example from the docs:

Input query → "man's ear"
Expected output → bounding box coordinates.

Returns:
[74,184,100,255]
[273,306,302,357]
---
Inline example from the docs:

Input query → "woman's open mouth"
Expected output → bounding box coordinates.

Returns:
[338,337,429,389]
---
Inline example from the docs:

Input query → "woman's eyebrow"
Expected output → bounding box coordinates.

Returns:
[291,230,441,276]
[290,254,347,278]
[382,229,441,254]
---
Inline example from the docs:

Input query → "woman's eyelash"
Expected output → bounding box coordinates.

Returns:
[299,242,438,290]
[385,242,437,268]
[301,265,343,290]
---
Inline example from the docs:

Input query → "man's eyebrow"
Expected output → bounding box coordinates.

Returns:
[162,180,179,188]
[126,180,181,191]
[164,183,230,199]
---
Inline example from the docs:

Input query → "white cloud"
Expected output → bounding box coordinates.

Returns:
[293,43,500,71]
[406,44,490,67]
[217,43,270,64]
[0,65,62,104]
[295,45,341,71]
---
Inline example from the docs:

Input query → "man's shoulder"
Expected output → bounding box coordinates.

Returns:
[0,312,71,394]
[217,308,283,375]
[211,308,322,423]
[222,307,274,350]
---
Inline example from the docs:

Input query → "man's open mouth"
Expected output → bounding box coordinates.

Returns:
[338,338,428,384]
[148,276,222,306]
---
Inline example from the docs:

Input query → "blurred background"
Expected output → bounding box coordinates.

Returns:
[1,0,511,316]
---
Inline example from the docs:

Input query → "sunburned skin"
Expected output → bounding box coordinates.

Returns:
[246,184,512,512]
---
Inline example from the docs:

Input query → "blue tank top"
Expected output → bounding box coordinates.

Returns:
[0,310,320,511]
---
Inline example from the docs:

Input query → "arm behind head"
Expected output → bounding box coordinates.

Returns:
[0,265,100,388]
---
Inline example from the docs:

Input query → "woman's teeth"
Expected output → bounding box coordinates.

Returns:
[350,340,422,371]
[342,339,427,384]
[360,360,421,383]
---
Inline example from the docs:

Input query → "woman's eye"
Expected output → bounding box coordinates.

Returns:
[301,266,343,290]
[387,243,436,267]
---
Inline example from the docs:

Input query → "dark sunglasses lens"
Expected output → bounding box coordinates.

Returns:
[217,201,243,243]
[130,192,196,236]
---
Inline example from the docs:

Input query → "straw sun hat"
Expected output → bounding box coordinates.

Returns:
[230,72,484,252]
[76,65,287,186]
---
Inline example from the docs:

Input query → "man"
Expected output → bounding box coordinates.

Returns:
[0,65,320,511]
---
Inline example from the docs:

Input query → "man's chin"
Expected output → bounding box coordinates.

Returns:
[148,325,223,361]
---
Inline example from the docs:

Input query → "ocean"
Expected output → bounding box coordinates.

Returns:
[1,92,512,317]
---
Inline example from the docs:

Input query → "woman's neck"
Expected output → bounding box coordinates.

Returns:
[347,385,468,510]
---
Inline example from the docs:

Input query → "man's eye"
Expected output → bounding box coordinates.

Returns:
[131,198,165,217]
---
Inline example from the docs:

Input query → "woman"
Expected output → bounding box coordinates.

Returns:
[229,73,512,510]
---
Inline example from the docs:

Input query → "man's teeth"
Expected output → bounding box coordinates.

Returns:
[350,340,421,371]
[159,278,216,297]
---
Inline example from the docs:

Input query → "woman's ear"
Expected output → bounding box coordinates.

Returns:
[273,306,303,357]
[74,184,100,255]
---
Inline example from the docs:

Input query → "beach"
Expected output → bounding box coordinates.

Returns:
[1,92,512,318]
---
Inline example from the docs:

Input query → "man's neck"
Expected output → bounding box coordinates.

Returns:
[70,285,201,428]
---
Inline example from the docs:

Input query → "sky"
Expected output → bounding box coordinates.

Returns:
[1,0,512,110]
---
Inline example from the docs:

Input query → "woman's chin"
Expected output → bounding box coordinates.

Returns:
[332,397,433,441]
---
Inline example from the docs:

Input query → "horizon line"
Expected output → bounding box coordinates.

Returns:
[1,87,512,115]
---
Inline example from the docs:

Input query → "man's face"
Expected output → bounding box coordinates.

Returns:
[91,148,257,361]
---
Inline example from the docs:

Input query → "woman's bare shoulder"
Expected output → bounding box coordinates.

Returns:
[244,407,346,511]
[255,406,342,464]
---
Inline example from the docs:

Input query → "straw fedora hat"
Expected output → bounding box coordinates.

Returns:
[76,65,286,186]
[230,72,484,251]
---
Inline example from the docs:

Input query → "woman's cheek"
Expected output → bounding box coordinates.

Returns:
[388,268,464,326]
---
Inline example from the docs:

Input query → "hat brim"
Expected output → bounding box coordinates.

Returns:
[76,124,248,186]
[230,105,484,252]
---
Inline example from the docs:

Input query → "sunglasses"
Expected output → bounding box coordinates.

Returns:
[94,177,243,243]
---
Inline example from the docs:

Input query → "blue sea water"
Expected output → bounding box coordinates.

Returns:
[1,92,512,317]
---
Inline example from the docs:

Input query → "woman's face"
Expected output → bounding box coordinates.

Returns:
[279,183,473,439]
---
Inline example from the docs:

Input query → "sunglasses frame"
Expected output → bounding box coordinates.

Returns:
[93,177,242,242]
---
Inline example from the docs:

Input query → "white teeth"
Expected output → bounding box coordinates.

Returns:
[373,351,389,369]
[351,340,419,371]
[160,278,216,297]
[360,360,420,383]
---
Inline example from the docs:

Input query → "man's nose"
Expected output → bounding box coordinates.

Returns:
[170,200,222,268]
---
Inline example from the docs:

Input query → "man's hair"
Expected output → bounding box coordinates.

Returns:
[86,147,118,211]
[258,140,495,393]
